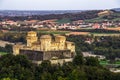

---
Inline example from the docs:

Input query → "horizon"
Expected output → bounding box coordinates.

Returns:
[0,8,118,11]
[0,0,120,10]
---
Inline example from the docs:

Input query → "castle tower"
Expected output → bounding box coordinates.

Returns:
[26,31,38,47]
[40,35,52,51]
[55,36,66,50]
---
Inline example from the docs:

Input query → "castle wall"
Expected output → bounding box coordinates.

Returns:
[19,49,75,61]
[32,58,73,65]
[43,50,72,60]
[20,50,44,61]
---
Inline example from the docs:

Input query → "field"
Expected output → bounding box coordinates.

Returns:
[92,33,120,37]
[106,27,120,31]
[100,60,120,67]
[37,30,70,34]
[8,30,70,35]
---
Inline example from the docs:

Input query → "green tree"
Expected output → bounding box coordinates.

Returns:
[73,54,84,66]
[85,57,99,66]
[68,69,87,80]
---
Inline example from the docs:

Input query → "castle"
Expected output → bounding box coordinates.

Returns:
[13,31,76,64]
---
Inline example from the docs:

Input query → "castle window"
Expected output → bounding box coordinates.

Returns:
[72,43,75,46]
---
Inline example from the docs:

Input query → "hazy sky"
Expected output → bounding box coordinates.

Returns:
[0,0,120,10]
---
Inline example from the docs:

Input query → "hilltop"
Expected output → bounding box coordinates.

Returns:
[85,10,120,22]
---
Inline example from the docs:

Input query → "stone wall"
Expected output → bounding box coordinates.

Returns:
[20,50,44,61]
[19,49,75,61]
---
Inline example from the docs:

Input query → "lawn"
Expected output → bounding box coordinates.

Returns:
[100,60,109,66]
[0,52,8,55]
[100,60,120,67]
[115,61,120,64]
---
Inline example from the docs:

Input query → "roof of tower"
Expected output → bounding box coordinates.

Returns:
[55,35,66,39]
[40,35,52,39]
[28,31,37,34]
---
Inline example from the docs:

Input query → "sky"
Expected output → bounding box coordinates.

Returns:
[0,0,120,10]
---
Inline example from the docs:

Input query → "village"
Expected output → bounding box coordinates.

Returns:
[0,10,120,32]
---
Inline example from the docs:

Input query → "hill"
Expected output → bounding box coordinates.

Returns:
[0,10,83,16]
[0,10,101,21]
[111,8,120,12]
[85,10,120,22]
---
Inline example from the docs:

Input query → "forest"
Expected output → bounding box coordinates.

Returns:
[0,53,120,80]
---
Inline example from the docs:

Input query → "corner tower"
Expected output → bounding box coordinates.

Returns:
[26,31,38,47]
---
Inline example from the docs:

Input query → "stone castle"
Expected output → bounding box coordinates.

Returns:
[13,31,76,64]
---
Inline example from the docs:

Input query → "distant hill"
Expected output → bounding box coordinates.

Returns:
[111,8,120,12]
[0,10,83,17]
[85,10,120,22]
[0,10,101,21]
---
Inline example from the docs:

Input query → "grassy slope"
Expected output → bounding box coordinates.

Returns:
[56,18,71,24]
[85,12,120,22]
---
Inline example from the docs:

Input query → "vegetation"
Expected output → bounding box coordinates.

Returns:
[0,31,26,43]
[0,44,13,54]
[67,35,120,60]
[57,18,71,24]
[0,54,120,80]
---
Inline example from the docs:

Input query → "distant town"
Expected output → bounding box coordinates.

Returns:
[0,10,120,32]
